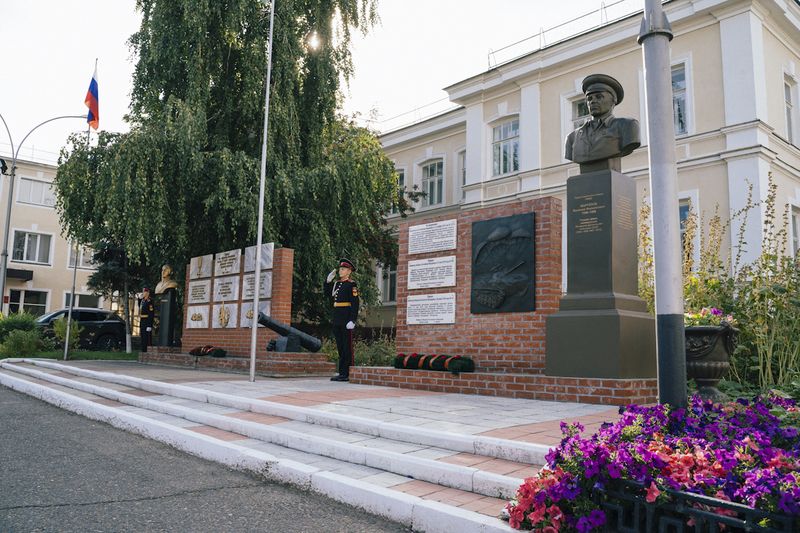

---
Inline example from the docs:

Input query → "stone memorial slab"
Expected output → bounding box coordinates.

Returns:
[242,271,272,300]
[186,305,209,329]
[187,280,211,304]
[213,276,240,302]
[215,249,241,277]
[408,256,456,290]
[244,243,274,272]
[240,301,271,328]
[189,254,213,279]
[408,219,457,255]
[407,293,456,325]
[212,303,238,329]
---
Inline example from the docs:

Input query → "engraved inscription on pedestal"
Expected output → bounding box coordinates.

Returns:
[244,243,274,272]
[189,254,213,279]
[573,193,607,235]
[215,249,241,277]
[408,220,457,255]
[187,280,211,304]
[614,194,634,231]
[186,305,209,329]
[242,271,272,300]
[240,301,271,328]
[212,303,238,329]
[407,293,456,325]
[408,256,456,290]
[471,213,535,314]
[213,276,240,302]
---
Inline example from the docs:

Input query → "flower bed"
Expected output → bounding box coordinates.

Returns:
[505,395,800,531]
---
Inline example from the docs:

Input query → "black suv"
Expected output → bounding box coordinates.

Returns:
[35,308,125,350]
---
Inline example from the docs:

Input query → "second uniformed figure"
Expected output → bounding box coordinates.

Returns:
[324,258,359,382]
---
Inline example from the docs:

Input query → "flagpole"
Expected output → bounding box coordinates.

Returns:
[249,0,277,382]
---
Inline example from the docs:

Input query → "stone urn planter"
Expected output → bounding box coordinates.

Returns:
[684,323,737,400]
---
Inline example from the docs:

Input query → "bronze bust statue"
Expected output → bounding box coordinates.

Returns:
[564,74,641,173]
[155,264,179,294]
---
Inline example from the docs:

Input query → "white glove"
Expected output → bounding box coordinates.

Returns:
[146,327,152,332]
[326,269,336,283]
[346,321,355,330]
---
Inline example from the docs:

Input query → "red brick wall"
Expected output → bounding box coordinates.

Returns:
[395,198,562,374]
[180,248,294,357]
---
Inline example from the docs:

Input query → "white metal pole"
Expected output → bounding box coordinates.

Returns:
[638,0,686,406]
[250,0,277,382]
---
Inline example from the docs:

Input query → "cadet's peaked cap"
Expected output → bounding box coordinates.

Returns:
[582,74,624,104]
[339,258,356,271]
[142,287,150,292]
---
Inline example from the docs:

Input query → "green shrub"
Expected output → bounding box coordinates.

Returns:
[0,312,37,343]
[0,329,43,358]
[53,316,83,350]
[320,333,396,367]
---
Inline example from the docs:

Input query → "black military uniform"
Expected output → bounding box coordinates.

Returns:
[139,288,155,352]
[324,259,359,381]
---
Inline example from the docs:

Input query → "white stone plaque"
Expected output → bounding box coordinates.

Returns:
[408,256,456,290]
[244,243,274,272]
[215,249,241,276]
[240,301,271,328]
[187,280,211,304]
[186,305,209,329]
[189,254,213,279]
[242,271,272,300]
[213,276,240,302]
[408,219,457,255]
[407,293,456,325]
[212,303,238,329]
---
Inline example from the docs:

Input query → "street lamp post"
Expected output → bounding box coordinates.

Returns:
[0,113,87,314]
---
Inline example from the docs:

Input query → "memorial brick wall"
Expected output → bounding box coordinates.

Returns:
[394,197,562,373]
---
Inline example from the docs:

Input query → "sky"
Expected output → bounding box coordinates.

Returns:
[0,0,643,165]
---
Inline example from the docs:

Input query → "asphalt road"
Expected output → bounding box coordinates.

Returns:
[0,386,410,533]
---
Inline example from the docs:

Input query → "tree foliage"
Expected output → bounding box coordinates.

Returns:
[56,0,406,323]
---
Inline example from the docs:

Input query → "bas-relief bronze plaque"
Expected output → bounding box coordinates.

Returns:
[470,213,535,314]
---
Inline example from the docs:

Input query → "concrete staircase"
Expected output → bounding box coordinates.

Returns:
[0,359,551,533]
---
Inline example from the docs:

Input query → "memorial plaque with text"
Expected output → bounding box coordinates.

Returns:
[244,243,274,272]
[215,249,241,276]
[188,280,211,304]
[408,219,457,255]
[242,271,272,300]
[212,303,238,329]
[213,276,240,302]
[186,305,209,329]
[408,256,456,290]
[239,301,271,328]
[407,293,456,325]
[189,254,213,279]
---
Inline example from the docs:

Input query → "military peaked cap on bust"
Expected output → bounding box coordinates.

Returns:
[339,258,356,271]
[582,74,625,105]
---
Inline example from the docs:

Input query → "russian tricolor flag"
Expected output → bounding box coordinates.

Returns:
[84,66,99,130]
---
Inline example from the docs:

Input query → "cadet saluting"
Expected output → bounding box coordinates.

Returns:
[324,258,359,382]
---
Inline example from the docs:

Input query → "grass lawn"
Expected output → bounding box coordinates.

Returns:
[33,350,140,361]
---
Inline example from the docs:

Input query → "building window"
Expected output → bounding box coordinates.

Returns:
[421,160,443,207]
[391,169,405,214]
[12,231,52,265]
[492,119,519,176]
[68,244,96,269]
[672,64,688,135]
[379,264,397,304]
[65,293,101,308]
[571,98,590,130]
[785,77,796,145]
[458,150,466,199]
[679,199,691,248]
[9,289,47,316]
[17,178,56,207]
[792,205,800,258]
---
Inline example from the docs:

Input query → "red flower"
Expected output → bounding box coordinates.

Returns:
[645,481,661,503]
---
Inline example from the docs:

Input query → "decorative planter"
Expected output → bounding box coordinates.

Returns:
[684,323,736,400]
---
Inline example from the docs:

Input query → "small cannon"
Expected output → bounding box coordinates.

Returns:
[257,312,322,353]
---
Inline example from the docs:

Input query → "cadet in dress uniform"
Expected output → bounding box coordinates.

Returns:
[139,287,155,353]
[324,258,359,382]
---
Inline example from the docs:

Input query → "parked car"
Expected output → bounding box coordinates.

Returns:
[35,308,125,350]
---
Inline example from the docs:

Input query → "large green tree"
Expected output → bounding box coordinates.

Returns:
[56,0,407,323]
